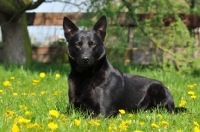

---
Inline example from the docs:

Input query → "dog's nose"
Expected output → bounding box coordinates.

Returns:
[82,57,89,63]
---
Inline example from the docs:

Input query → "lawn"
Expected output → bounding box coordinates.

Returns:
[0,63,199,132]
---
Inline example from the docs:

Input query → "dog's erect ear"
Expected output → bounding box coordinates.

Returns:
[63,17,79,42]
[93,15,107,41]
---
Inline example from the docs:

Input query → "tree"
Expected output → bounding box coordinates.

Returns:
[0,0,44,64]
[87,0,200,72]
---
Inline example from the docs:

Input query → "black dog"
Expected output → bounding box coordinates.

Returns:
[63,15,177,117]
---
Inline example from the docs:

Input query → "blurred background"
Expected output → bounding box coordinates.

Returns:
[0,0,200,72]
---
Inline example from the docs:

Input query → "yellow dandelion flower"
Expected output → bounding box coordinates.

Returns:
[176,130,183,132]
[60,114,67,122]
[119,109,126,114]
[3,81,11,87]
[119,121,128,131]
[55,74,60,78]
[53,91,58,96]
[179,99,186,107]
[31,92,37,96]
[0,89,4,94]
[128,114,134,118]
[12,124,19,132]
[39,72,46,78]
[134,130,143,132]
[13,93,18,96]
[187,84,195,88]
[191,95,197,99]
[49,110,59,118]
[10,76,15,80]
[19,105,28,111]
[48,122,58,131]
[74,119,81,126]
[151,123,159,129]
[194,126,200,132]
[4,110,15,119]
[194,121,200,127]
[26,123,40,129]
[188,91,195,96]
[108,125,112,131]
[25,111,32,116]
[41,91,47,95]
[14,116,31,124]
[89,119,100,126]
[23,93,28,96]
[157,114,163,119]
[161,120,169,126]
[139,122,145,126]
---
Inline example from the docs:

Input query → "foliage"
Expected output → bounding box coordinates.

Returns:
[86,0,200,73]
[0,63,200,131]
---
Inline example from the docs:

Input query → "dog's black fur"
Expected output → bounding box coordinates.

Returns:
[63,15,178,117]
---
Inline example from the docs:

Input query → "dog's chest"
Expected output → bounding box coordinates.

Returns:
[69,76,102,108]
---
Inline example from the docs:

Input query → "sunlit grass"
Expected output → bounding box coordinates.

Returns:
[0,63,200,131]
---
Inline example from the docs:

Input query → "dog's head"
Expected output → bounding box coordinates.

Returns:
[63,15,107,67]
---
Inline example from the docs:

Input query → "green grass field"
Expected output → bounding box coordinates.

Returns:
[0,63,199,132]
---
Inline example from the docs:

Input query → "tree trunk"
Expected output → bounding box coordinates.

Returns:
[1,13,32,65]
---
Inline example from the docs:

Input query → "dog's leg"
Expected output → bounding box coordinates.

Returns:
[138,83,175,112]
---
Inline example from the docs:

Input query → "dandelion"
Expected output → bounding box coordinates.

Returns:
[4,110,15,119]
[23,92,28,96]
[194,126,200,132]
[0,89,4,94]
[48,122,58,131]
[191,95,197,99]
[41,91,47,95]
[60,114,67,122]
[49,110,59,118]
[74,119,81,126]
[12,124,19,132]
[119,109,126,114]
[32,79,40,86]
[151,123,159,129]
[157,114,163,119]
[194,121,200,127]
[134,130,143,132]
[39,72,46,78]
[3,80,11,87]
[31,92,37,96]
[13,93,18,96]
[25,111,32,116]
[161,120,169,126]
[89,119,100,126]
[176,130,183,132]
[179,99,186,107]
[188,91,195,96]
[19,105,28,111]
[187,84,196,88]
[10,76,15,80]
[26,123,41,129]
[128,114,134,118]
[108,125,113,131]
[55,73,60,78]
[53,91,58,96]
[139,122,145,126]
[119,121,128,131]
[14,116,31,124]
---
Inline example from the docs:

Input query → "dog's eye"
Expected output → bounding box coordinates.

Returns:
[89,43,96,48]
[75,43,81,48]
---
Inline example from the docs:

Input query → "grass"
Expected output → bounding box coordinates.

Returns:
[0,63,200,132]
